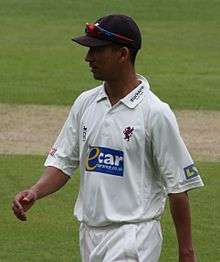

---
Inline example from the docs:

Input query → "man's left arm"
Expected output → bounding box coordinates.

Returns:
[169,192,197,262]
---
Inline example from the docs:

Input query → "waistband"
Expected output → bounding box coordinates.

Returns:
[80,218,160,230]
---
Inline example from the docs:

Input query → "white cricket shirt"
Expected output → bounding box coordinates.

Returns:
[45,74,204,227]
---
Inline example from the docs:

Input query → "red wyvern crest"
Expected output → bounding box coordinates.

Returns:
[123,127,134,141]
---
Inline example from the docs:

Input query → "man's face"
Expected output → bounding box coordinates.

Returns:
[85,45,122,81]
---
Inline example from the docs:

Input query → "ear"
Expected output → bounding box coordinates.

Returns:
[118,47,130,64]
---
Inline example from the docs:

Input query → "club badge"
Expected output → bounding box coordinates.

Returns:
[123,127,134,141]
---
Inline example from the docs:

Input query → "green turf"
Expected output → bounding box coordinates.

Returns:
[160,162,220,261]
[0,155,80,262]
[0,0,219,109]
[0,155,219,261]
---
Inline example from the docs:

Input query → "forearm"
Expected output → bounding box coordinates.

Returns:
[30,166,70,200]
[169,192,195,259]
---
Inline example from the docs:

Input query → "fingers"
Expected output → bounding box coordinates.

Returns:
[12,198,27,221]
[12,190,37,221]
[22,190,37,203]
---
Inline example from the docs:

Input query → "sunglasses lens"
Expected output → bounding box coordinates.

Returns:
[86,24,98,37]
[85,23,134,47]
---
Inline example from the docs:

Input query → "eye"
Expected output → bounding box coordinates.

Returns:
[95,46,108,53]
[88,47,98,55]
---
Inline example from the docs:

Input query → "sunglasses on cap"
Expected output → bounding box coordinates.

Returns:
[85,23,135,47]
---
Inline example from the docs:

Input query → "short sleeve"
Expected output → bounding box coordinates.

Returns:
[44,102,80,177]
[150,104,204,194]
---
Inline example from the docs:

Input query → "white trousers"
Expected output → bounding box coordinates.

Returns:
[79,220,162,262]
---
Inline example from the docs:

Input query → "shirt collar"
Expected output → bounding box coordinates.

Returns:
[120,74,150,109]
[95,74,150,108]
[96,85,108,102]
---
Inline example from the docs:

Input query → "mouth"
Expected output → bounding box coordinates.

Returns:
[90,66,98,73]
[89,63,97,68]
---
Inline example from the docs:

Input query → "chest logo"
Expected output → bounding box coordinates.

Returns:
[82,126,87,141]
[123,127,134,141]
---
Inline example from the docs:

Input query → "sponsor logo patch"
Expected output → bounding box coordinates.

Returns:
[85,146,124,176]
[184,164,199,180]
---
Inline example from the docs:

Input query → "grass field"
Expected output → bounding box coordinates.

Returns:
[0,0,219,109]
[1,0,220,261]
[0,155,219,261]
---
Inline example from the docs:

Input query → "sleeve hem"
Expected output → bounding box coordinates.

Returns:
[44,162,74,177]
[166,181,204,194]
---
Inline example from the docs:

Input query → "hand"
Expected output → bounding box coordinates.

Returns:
[12,189,37,221]
[179,250,197,262]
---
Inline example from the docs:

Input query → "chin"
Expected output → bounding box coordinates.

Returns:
[92,74,105,81]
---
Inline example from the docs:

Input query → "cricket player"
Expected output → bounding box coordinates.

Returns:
[12,14,204,262]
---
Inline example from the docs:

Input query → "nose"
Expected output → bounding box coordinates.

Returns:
[85,48,94,63]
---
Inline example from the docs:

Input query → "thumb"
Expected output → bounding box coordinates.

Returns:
[22,191,37,203]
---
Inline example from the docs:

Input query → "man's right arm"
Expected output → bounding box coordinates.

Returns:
[12,166,70,221]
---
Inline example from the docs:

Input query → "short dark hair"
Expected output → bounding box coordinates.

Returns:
[128,48,138,65]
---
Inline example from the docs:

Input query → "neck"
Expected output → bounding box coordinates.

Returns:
[104,68,140,106]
